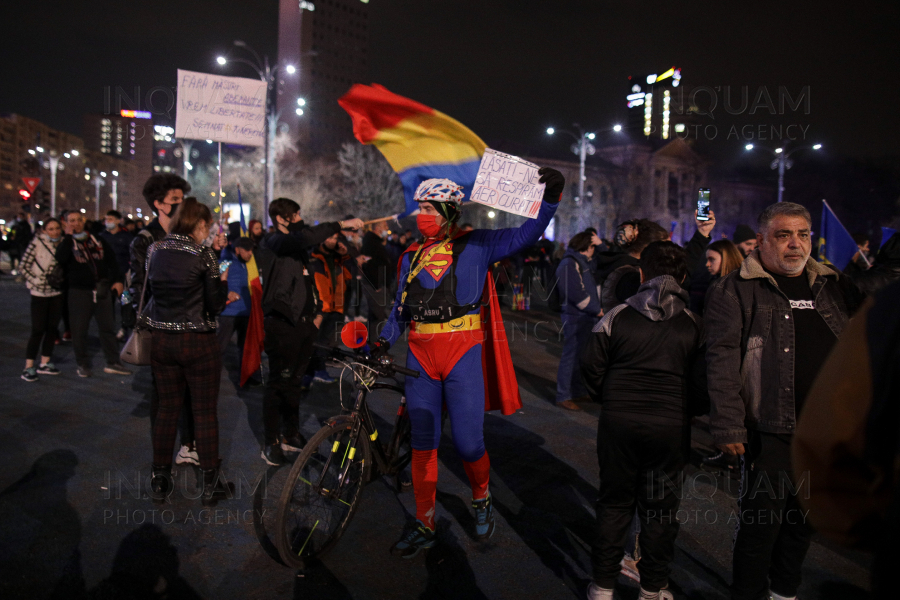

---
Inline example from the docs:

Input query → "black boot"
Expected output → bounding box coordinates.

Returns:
[150,464,172,505]
[201,466,235,507]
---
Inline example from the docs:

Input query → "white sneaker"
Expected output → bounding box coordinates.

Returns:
[586,582,615,600]
[639,588,673,600]
[768,592,797,600]
[175,444,200,465]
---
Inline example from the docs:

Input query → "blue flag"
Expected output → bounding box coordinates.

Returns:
[817,201,858,270]
[882,227,897,247]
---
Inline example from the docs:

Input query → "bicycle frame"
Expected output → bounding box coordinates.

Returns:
[318,369,410,500]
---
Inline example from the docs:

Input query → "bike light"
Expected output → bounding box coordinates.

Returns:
[341,321,368,349]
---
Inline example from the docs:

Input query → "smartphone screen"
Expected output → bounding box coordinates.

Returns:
[697,188,711,221]
[219,260,231,274]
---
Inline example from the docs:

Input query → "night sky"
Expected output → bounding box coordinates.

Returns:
[2,0,898,160]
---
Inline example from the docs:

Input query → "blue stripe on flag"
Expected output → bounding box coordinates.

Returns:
[818,202,858,270]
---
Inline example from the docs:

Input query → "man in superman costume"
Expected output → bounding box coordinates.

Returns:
[372,168,565,558]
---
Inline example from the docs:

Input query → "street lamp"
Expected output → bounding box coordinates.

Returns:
[546,124,596,205]
[38,147,80,217]
[745,142,823,202]
[111,170,119,211]
[92,170,106,220]
[216,40,297,224]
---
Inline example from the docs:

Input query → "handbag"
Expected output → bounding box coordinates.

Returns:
[120,263,152,366]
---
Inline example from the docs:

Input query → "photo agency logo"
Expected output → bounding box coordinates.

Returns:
[669,85,812,142]
[638,469,812,526]
[101,468,270,526]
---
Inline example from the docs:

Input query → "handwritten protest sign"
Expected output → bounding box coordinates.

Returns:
[468,149,545,219]
[175,69,267,146]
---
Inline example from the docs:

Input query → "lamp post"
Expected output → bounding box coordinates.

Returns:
[36,148,80,217]
[111,170,119,211]
[744,142,823,203]
[547,124,625,234]
[93,171,106,221]
[216,41,298,225]
[546,124,596,204]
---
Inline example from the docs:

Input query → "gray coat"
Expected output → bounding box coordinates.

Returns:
[705,250,859,445]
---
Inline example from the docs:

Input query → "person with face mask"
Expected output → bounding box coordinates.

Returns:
[127,174,200,463]
[55,211,129,378]
[100,209,134,340]
[19,218,65,381]
[372,168,564,557]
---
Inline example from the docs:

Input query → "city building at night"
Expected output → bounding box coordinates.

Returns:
[277,0,371,154]
[0,113,141,222]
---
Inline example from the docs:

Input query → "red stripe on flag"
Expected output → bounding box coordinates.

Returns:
[338,84,435,144]
[240,277,265,387]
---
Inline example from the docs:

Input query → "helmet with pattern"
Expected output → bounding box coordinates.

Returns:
[413,178,464,223]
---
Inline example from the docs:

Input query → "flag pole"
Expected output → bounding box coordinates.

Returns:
[363,209,419,226]
[217,142,224,230]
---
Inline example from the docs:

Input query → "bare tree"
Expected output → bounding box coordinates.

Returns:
[337,143,404,219]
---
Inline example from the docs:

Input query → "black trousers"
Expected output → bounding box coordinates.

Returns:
[593,413,689,593]
[263,317,318,445]
[732,432,813,600]
[217,315,249,357]
[308,312,344,374]
[68,287,119,368]
[27,295,63,360]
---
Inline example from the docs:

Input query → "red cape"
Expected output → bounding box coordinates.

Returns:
[399,236,522,415]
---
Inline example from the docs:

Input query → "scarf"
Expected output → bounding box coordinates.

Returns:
[71,233,104,264]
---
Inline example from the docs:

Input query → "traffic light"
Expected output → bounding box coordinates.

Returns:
[18,189,31,200]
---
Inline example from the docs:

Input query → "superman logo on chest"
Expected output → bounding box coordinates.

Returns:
[420,240,455,282]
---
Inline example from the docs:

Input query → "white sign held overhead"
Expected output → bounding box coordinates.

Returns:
[175,69,267,146]
[469,149,545,219]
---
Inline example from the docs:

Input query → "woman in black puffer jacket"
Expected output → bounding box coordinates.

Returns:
[140,197,231,506]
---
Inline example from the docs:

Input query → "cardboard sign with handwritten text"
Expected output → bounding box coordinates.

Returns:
[175,69,267,146]
[469,149,545,219]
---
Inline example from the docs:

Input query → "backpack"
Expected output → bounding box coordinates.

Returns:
[548,256,581,313]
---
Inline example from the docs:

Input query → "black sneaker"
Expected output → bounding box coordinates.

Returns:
[280,433,308,453]
[36,362,60,375]
[104,362,132,375]
[390,521,436,558]
[21,367,38,382]
[261,443,287,466]
[701,451,739,474]
[473,493,496,540]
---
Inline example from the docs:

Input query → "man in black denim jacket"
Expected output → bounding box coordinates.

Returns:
[705,202,863,600]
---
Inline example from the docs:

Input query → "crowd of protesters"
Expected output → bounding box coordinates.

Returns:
[6,165,900,600]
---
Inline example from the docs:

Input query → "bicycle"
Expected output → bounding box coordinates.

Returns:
[274,342,420,568]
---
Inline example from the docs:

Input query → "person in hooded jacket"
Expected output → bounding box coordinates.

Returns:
[581,241,708,600]
[554,231,602,411]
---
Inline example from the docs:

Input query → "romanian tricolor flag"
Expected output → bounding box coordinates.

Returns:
[338,84,487,216]
[237,184,265,387]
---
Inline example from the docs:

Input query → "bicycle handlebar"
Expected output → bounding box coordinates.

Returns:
[314,344,420,379]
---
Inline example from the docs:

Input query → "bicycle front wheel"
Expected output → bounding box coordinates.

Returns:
[275,419,371,568]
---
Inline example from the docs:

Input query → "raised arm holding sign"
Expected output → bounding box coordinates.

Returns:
[469,149,546,219]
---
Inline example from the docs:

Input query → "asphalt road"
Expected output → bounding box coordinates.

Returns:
[0,275,873,599]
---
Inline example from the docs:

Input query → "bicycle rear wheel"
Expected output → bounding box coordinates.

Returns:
[275,419,371,568]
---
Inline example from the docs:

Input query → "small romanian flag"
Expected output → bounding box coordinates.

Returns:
[338,84,487,216]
